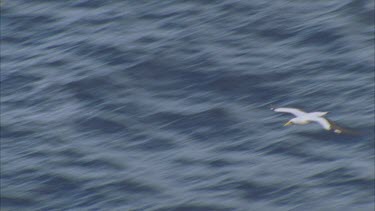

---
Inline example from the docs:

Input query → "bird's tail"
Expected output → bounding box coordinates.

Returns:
[310,112,328,117]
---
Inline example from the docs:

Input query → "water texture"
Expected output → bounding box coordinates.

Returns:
[1,0,374,210]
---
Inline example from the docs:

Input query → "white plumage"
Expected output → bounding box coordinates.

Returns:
[272,107,345,134]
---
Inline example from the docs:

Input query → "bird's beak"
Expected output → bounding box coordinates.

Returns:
[284,121,293,126]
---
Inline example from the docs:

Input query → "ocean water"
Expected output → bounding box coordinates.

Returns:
[1,0,374,210]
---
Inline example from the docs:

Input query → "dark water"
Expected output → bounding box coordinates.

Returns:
[1,0,374,210]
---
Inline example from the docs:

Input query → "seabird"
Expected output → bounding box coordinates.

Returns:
[271,107,353,134]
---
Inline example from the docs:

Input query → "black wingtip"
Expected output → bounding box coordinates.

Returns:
[327,119,361,136]
[269,104,276,111]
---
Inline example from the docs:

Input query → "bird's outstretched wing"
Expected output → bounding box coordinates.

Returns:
[312,117,360,135]
[310,117,331,130]
[272,107,306,117]
[326,119,360,135]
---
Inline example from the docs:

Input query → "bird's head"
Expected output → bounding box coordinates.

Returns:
[284,118,297,126]
[284,121,293,126]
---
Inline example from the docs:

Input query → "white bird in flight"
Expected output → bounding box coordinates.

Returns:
[271,107,353,134]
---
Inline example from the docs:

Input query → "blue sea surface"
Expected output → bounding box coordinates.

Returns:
[1,0,374,210]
